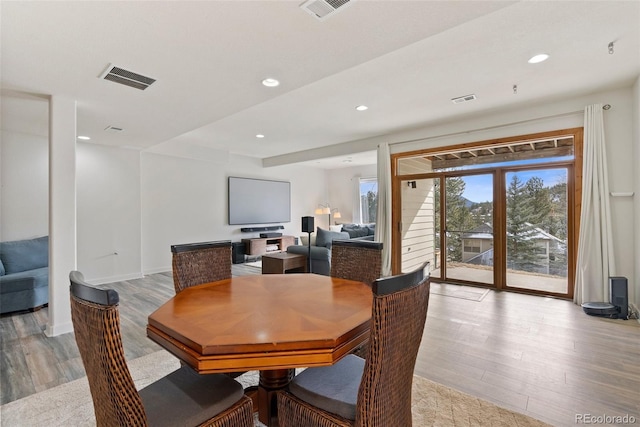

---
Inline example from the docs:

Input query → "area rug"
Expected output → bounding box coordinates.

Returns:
[244,260,262,269]
[0,351,550,427]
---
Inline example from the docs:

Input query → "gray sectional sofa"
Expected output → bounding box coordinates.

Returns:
[287,224,375,275]
[0,236,49,314]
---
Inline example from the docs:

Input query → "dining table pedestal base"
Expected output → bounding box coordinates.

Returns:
[258,368,295,427]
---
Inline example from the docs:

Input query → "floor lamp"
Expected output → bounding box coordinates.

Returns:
[315,204,341,227]
[302,216,314,273]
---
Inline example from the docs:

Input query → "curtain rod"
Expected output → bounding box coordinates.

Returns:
[388,104,610,147]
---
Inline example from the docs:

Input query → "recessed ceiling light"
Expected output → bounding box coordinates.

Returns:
[77,135,91,140]
[256,134,265,138]
[355,105,368,111]
[262,78,280,87]
[343,158,353,163]
[528,54,549,64]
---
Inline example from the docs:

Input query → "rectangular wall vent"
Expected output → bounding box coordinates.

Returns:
[99,64,156,90]
[300,0,354,21]
[451,94,477,104]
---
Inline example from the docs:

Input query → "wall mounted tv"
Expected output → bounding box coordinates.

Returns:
[228,176,291,225]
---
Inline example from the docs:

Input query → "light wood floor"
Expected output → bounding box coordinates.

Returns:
[2,264,639,426]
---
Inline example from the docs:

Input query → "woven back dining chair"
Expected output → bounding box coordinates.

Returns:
[171,240,232,294]
[330,239,383,358]
[330,240,383,287]
[277,261,430,427]
[69,271,253,427]
[171,240,247,379]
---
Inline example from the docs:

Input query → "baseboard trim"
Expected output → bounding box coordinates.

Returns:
[45,321,73,337]
[88,272,145,285]
[143,266,171,276]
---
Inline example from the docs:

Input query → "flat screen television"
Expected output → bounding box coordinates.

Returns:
[228,176,291,225]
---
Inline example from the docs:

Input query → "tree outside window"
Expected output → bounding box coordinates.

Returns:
[359,178,378,223]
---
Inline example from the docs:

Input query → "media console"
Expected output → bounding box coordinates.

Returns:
[242,235,295,256]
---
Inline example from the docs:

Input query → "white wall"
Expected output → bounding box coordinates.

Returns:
[140,151,327,274]
[1,129,328,282]
[603,89,636,313]
[0,130,49,241]
[76,143,142,283]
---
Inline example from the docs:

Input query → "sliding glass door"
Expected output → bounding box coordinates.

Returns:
[443,174,494,285]
[399,173,493,287]
[504,167,569,295]
[399,168,570,295]
[394,128,579,299]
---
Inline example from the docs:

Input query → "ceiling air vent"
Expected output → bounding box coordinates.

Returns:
[99,64,156,91]
[300,0,354,21]
[451,94,477,104]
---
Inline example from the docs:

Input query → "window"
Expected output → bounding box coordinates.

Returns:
[359,178,378,224]
[463,240,481,253]
[534,245,548,255]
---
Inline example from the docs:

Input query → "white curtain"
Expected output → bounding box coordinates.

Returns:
[352,175,362,224]
[375,143,392,276]
[574,104,616,304]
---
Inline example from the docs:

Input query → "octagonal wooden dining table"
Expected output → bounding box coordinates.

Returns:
[146,273,372,427]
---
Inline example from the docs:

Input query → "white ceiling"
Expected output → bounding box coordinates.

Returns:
[1,1,639,169]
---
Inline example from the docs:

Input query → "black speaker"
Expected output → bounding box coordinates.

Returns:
[260,232,282,238]
[231,242,246,264]
[609,277,628,319]
[240,225,284,233]
[302,216,314,233]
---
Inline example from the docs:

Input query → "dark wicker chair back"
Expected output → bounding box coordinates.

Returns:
[356,261,430,426]
[171,241,232,294]
[70,270,148,425]
[171,241,246,379]
[276,261,430,427]
[70,270,253,427]
[330,240,383,287]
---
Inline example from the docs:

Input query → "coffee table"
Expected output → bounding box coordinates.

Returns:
[261,252,307,274]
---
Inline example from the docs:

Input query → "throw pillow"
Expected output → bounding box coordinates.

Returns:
[329,225,343,232]
[344,226,368,239]
[0,259,4,276]
[316,228,350,249]
[299,234,317,246]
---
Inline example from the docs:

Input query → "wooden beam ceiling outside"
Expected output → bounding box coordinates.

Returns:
[425,137,574,170]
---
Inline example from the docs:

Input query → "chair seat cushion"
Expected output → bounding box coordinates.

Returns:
[139,365,245,427]
[288,354,364,420]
